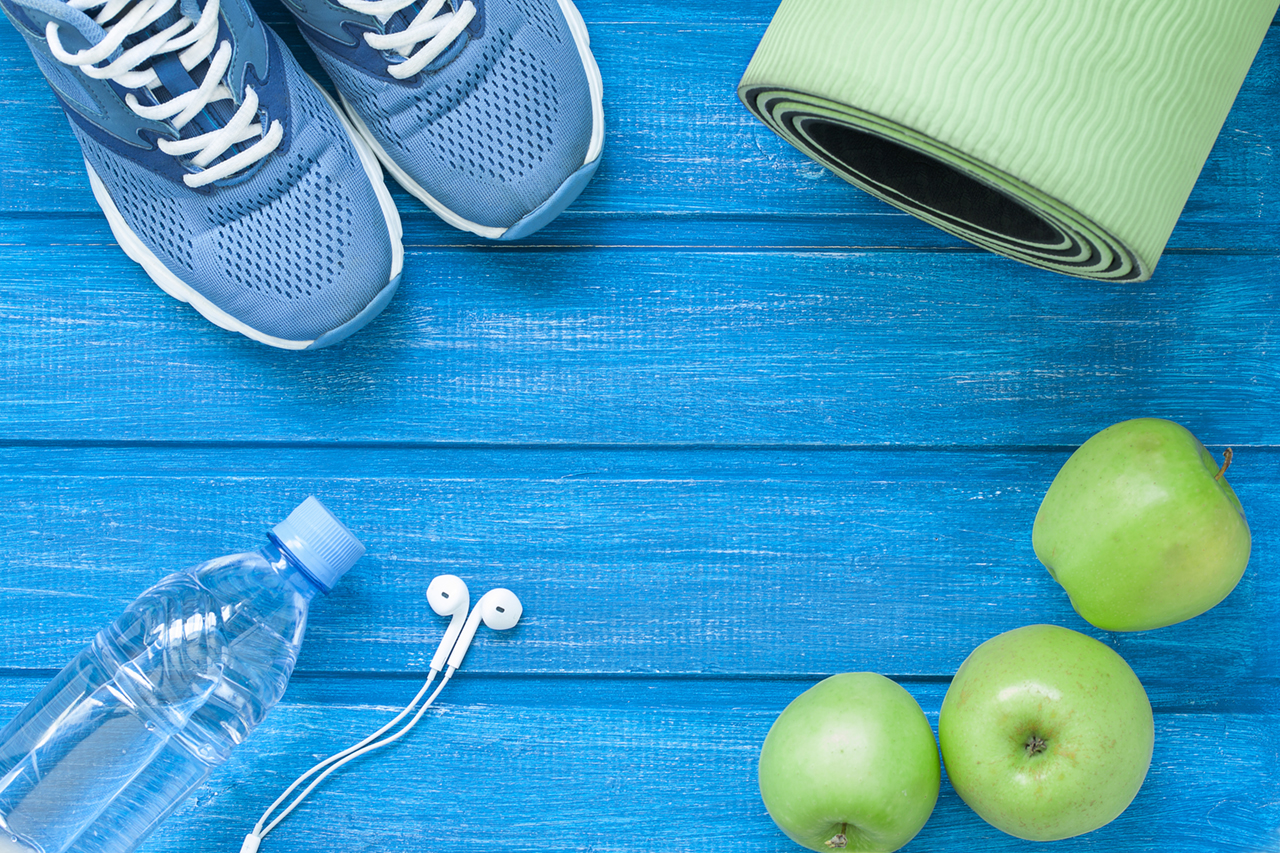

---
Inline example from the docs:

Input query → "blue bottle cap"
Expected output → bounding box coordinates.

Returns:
[272,496,365,592]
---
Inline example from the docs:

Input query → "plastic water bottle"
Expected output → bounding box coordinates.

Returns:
[0,497,364,853]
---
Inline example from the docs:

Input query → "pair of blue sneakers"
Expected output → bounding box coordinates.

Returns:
[2,0,604,348]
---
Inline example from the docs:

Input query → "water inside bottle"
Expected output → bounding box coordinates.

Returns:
[0,550,314,853]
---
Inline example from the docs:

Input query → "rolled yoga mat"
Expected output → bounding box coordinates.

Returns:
[738,1,1278,281]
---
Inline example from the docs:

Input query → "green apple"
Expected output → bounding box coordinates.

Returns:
[757,672,940,852]
[1032,417,1250,631]
[938,624,1154,841]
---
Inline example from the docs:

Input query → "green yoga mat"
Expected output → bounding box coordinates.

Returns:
[738,1,1278,281]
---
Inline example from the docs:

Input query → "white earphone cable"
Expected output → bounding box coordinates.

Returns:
[241,668,454,852]
[238,579,522,853]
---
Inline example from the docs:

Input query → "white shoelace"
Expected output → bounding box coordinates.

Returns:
[46,0,283,188]
[337,0,476,80]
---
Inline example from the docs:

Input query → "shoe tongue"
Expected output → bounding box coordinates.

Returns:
[385,0,456,32]
[150,51,199,96]
[144,10,241,142]
[383,1,420,32]
[385,0,467,63]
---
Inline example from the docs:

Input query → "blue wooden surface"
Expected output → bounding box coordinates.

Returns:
[0,3,1278,852]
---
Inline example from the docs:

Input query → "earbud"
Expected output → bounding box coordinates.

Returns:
[446,588,523,671]
[426,574,470,672]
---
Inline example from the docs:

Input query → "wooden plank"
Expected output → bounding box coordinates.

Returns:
[0,237,1278,446]
[7,206,1279,252]
[2,676,1273,853]
[0,447,1273,684]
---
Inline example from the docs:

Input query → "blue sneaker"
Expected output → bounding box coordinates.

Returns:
[2,0,404,349]
[284,0,604,240]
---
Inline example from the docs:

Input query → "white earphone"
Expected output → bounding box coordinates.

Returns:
[448,586,523,670]
[427,573,471,672]
[240,575,522,852]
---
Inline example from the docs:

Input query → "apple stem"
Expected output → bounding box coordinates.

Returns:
[1216,448,1234,481]
[826,825,848,849]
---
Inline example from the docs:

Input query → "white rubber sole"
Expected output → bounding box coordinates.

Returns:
[561,0,604,167]
[342,0,605,240]
[85,78,404,351]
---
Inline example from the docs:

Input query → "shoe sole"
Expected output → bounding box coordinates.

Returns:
[85,80,404,350]
[340,0,604,241]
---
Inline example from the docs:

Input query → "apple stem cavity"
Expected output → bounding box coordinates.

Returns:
[1216,448,1234,481]
[826,825,849,849]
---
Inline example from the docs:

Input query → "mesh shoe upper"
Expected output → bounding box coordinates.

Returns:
[286,0,601,236]
[2,0,402,347]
